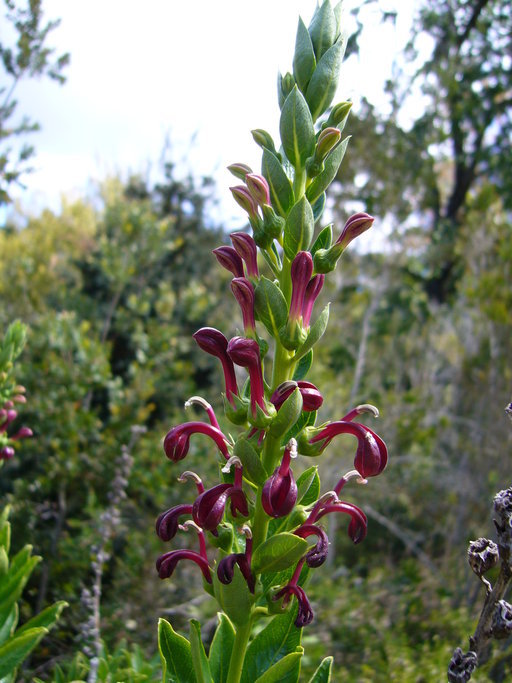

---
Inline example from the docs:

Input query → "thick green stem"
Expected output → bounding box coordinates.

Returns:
[226,618,252,683]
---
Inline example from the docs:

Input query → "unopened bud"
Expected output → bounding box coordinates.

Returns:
[228,162,253,181]
[316,127,341,160]
[251,129,278,156]
[324,101,352,131]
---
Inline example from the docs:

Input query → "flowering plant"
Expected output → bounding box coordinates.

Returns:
[156,3,387,681]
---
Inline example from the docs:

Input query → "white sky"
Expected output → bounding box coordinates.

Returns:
[6,0,418,227]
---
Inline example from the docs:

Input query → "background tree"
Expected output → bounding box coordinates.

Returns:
[0,0,69,204]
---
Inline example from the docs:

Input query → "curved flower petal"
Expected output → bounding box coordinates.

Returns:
[156,549,212,583]
[155,504,193,542]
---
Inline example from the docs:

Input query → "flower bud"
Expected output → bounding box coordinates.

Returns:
[193,327,238,404]
[230,185,258,218]
[231,278,256,335]
[230,232,259,279]
[246,174,270,207]
[261,444,298,518]
[316,127,342,160]
[213,246,244,278]
[251,129,279,156]
[335,212,374,250]
[271,381,323,412]
[324,101,352,131]
[227,162,253,180]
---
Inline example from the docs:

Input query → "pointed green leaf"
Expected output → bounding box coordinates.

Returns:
[189,619,213,683]
[254,277,288,339]
[0,516,10,555]
[306,37,347,121]
[209,613,235,683]
[306,136,350,205]
[234,437,268,485]
[283,196,314,260]
[296,466,320,506]
[0,554,40,612]
[241,609,301,683]
[308,656,333,682]
[0,605,17,645]
[262,149,294,218]
[280,87,315,169]
[255,648,303,683]
[308,0,337,60]
[252,533,308,575]
[293,18,316,92]
[292,350,313,381]
[158,618,195,683]
[311,225,333,257]
[0,548,7,577]
[213,565,254,628]
[15,600,67,637]
[295,304,330,361]
[0,627,47,678]
[269,388,303,439]
[311,192,326,223]
[283,409,317,445]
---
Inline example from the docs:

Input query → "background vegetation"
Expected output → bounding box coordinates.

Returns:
[1,0,511,680]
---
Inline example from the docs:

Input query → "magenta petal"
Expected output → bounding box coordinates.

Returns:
[155,504,193,541]
[193,483,232,531]
[354,425,387,478]
[262,467,297,518]
[316,502,367,544]
[156,549,212,583]
[295,523,329,567]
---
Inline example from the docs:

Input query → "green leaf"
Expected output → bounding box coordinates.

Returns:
[306,36,346,121]
[234,437,267,485]
[283,409,316,445]
[306,137,350,205]
[292,350,313,381]
[293,18,316,92]
[252,533,308,574]
[189,619,213,683]
[209,613,235,683]
[0,553,40,614]
[311,193,326,223]
[213,565,254,628]
[15,600,67,637]
[310,225,332,257]
[280,87,315,169]
[0,605,17,645]
[308,0,337,60]
[0,517,10,555]
[158,618,195,683]
[0,627,47,678]
[269,388,303,439]
[307,656,333,682]
[254,277,288,339]
[296,466,320,506]
[255,648,303,683]
[241,609,301,683]
[283,196,314,260]
[262,148,294,218]
[295,304,330,361]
